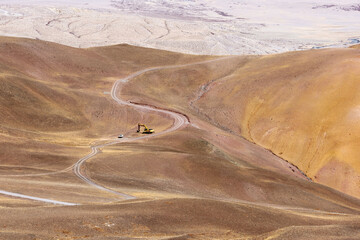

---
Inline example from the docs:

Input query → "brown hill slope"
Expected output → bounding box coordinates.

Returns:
[1,37,360,239]
[0,36,211,132]
[122,47,360,198]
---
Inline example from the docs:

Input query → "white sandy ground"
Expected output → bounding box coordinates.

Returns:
[0,0,359,55]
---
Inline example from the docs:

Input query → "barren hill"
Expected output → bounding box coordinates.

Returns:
[1,37,360,239]
[123,46,360,199]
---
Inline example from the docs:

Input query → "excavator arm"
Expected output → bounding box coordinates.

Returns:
[137,123,154,134]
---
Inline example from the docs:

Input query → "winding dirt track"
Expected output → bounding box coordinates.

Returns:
[0,57,228,204]
[0,56,310,205]
[72,57,235,201]
[0,57,354,218]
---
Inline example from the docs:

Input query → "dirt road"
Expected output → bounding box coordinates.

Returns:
[72,58,235,201]
[0,58,222,204]
[0,56,307,205]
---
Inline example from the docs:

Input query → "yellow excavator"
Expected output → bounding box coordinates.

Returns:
[137,123,154,134]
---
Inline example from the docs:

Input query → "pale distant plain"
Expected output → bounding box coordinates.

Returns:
[0,0,359,55]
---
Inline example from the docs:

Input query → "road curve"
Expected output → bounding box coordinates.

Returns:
[0,56,348,217]
[72,57,236,201]
[0,57,233,205]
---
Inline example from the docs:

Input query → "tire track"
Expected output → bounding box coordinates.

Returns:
[0,57,232,205]
[0,56,349,218]
[0,190,77,206]
[72,58,234,200]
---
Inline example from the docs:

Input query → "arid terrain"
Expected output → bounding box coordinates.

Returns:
[128,46,360,199]
[0,0,359,55]
[1,36,360,239]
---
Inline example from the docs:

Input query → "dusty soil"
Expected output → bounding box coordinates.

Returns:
[1,37,360,239]
[123,45,360,199]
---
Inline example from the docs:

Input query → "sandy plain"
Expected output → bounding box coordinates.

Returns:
[0,0,359,55]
